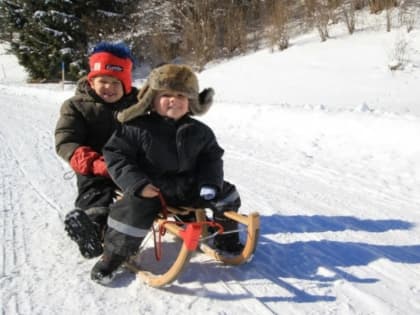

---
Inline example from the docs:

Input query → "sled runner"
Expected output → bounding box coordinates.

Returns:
[124,205,260,288]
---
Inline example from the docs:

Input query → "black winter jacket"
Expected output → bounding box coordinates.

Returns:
[103,112,224,202]
[55,77,139,162]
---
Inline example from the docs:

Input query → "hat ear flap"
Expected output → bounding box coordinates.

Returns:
[190,87,214,116]
[117,82,155,123]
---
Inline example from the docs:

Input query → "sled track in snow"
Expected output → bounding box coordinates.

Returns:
[0,130,63,222]
[0,130,74,315]
[0,93,66,222]
[0,136,34,315]
[214,278,277,315]
[167,256,279,315]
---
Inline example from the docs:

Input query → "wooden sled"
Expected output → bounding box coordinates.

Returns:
[124,206,260,288]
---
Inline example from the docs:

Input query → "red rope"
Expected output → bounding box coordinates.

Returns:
[153,220,183,261]
[157,192,169,219]
[153,192,169,260]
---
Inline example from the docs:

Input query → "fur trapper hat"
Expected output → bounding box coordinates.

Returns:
[117,64,214,123]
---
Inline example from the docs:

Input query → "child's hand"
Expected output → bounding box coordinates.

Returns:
[70,146,100,175]
[200,186,216,200]
[92,156,109,177]
[139,184,160,198]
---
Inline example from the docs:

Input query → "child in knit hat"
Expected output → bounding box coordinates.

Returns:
[55,42,139,260]
[90,64,243,285]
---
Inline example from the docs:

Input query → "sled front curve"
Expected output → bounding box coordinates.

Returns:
[125,244,193,288]
[124,217,199,288]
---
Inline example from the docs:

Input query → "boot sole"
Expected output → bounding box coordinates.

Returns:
[64,209,103,258]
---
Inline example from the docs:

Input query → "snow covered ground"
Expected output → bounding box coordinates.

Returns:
[1,15,420,315]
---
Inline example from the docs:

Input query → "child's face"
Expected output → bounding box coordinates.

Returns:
[89,75,124,103]
[153,90,189,120]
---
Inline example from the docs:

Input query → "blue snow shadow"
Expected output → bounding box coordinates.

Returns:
[168,214,419,303]
[260,214,415,233]
[249,238,420,302]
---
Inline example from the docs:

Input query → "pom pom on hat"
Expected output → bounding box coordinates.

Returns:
[87,42,134,94]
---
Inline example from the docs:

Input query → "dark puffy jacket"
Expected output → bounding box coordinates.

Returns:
[55,77,139,161]
[103,112,224,202]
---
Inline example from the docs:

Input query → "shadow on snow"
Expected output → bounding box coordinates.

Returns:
[260,214,415,233]
[164,214,419,303]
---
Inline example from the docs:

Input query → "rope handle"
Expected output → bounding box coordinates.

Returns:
[157,191,169,219]
[152,193,225,260]
[152,220,224,261]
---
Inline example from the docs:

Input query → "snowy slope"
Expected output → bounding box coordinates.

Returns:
[1,20,420,315]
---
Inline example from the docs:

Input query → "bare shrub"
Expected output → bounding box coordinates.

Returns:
[304,0,330,42]
[399,4,416,32]
[388,32,409,70]
[315,5,330,41]
[149,32,178,66]
[386,5,392,32]
[217,4,248,57]
[353,0,367,10]
[343,1,357,34]
[370,0,382,12]
[369,0,400,13]
[327,0,342,24]
[385,0,401,32]
[267,1,290,51]
[181,1,217,70]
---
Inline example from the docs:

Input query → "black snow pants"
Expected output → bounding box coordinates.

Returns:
[74,174,118,229]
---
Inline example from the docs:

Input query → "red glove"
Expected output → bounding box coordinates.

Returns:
[70,146,100,175]
[92,156,109,177]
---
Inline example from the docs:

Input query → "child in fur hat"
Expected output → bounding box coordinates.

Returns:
[90,64,243,285]
[55,42,139,260]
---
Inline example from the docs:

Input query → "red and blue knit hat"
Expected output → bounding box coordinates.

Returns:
[87,42,134,94]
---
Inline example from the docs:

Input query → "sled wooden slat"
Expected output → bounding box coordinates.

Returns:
[165,206,194,216]
[157,218,183,236]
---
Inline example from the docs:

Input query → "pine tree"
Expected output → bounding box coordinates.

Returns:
[0,0,136,82]
[0,1,85,81]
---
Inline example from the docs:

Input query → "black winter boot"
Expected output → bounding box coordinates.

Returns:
[213,215,244,254]
[64,209,103,258]
[90,253,127,285]
[214,233,244,254]
[84,206,109,242]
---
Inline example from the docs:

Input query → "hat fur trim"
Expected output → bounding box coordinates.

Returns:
[117,64,214,123]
